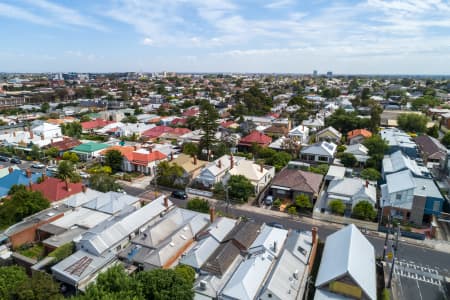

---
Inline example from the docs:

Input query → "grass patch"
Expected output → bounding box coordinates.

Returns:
[18,243,45,260]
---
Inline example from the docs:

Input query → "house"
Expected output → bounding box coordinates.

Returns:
[0,129,64,148]
[288,125,310,144]
[270,169,323,202]
[226,160,275,194]
[380,128,418,158]
[0,165,20,179]
[269,136,301,152]
[302,117,324,132]
[71,142,110,161]
[0,169,42,197]
[81,118,113,133]
[315,126,342,144]
[82,191,141,215]
[169,153,208,183]
[219,225,288,300]
[32,122,62,139]
[344,143,370,164]
[300,141,337,163]
[382,150,430,179]
[195,155,245,188]
[315,224,376,300]
[264,125,289,138]
[30,177,84,203]
[238,130,272,150]
[414,135,447,164]
[380,170,444,224]
[141,125,176,139]
[324,178,376,215]
[347,129,372,145]
[47,137,82,156]
[259,229,318,300]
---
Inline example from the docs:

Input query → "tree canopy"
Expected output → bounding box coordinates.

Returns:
[442,132,450,148]
[228,175,254,203]
[61,122,82,138]
[352,200,376,221]
[89,173,120,192]
[104,149,123,173]
[186,198,210,213]
[233,85,273,116]
[360,168,381,181]
[56,160,81,190]
[397,113,429,133]
[156,161,185,188]
[197,100,219,160]
[339,152,357,168]
[328,199,345,215]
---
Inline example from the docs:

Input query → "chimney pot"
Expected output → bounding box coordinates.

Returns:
[193,155,197,165]
[26,168,32,178]
[41,172,46,182]
[312,227,318,245]
[40,133,44,140]
[82,185,86,193]
[8,167,13,174]
[218,160,222,168]
[230,155,234,169]
[209,206,215,223]
[28,180,32,191]
[164,197,169,208]
[260,163,264,173]
[365,180,369,188]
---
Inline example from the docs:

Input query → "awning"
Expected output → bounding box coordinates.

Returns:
[271,185,291,191]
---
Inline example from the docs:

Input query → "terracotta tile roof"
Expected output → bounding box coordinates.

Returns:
[238,130,272,146]
[141,126,174,138]
[182,108,199,117]
[31,177,83,203]
[81,118,114,130]
[100,146,135,161]
[264,125,289,135]
[220,120,237,128]
[49,138,82,151]
[171,118,188,126]
[272,168,323,194]
[131,150,167,165]
[347,129,372,140]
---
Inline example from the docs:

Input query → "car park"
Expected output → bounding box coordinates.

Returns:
[171,190,188,199]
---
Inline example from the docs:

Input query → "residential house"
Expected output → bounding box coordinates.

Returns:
[315,126,342,144]
[288,125,310,144]
[264,124,289,138]
[347,129,372,145]
[315,224,376,300]
[195,155,245,188]
[47,137,81,157]
[269,136,301,153]
[32,122,62,139]
[302,117,324,132]
[170,153,208,183]
[219,225,288,300]
[382,150,430,180]
[0,129,63,148]
[414,135,447,164]
[0,169,42,197]
[82,191,141,215]
[141,125,175,139]
[0,165,20,179]
[380,170,444,224]
[238,130,272,150]
[324,178,377,215]
[71,142,110,161]
[344,143,370,164]
[270,169,323,202]
[81,118,113,133]
[30,177,84,203]
[380,128,418,158]
[300,141,337,164]
[226,159,275,194]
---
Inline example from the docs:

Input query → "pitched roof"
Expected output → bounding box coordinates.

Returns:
[315,224,376,300]
[228,160,272,182]
[347,129,372,140]
[317,126,342,138]
[0,170,42,197]
[170,153,207,173]
[72,142,110,153]
[414,135,447,159]
[239,130,272,146]
[132,149,167,165]
[100,145,135,161]
[49,138,82,151]
[272,169,323,194]
[300,141,337,157]
[141,126,175,138]
[31,177,83,203]
[0,165,20,179]
[81,118,113,130]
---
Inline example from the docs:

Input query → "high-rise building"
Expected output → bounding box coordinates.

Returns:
[313,70,318,77]
[326,71,333,78]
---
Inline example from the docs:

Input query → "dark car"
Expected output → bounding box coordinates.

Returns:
[0,156,9,162]
[10,157,21,164]
[267,222,285,229]
[171,190,188,200]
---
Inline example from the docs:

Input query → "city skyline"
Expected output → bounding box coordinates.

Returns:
[1,0,450,74]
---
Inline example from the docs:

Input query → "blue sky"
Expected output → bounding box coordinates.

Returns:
[0,0,449,74]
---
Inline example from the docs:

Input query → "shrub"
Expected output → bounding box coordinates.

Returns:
[186,198,210,213]
[273,198,282,208]
[328,199,345,215]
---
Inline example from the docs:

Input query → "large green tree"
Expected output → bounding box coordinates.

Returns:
[56,160,81,191]
[60,122,82,138]
[227,175,254,203]
[156,161,185,188]
[295,194,313,212]
[104,149,123,173]
[197,100,219,160]
[89,173,120,192]
[328,199,345,215]
[397,113,429,133]
[442,132,450,148]
[352,200,376,221]
[360,168,381,181]
[233,85,273,116]
[339,152,357,167]
[186,198,210,213]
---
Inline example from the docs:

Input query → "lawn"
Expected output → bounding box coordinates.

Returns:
[18,243,45,260]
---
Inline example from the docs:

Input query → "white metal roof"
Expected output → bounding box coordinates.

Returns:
[315,224,376,300]
[51,207,110,229]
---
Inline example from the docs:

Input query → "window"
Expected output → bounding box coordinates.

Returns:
[433,200,440,212]
[395,193,402,201]
[318,156,329,162]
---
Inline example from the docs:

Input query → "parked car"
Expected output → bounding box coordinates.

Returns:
[267,222,285,229]
[47,165,58,173]
[31,162,45,169]
[0,156,9,162]
[264,195,273,206]
[10,157,21,164]
[171,190,187,200]
[79,171,90,179]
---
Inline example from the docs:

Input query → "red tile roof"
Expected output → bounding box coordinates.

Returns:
[81,118,114,130]
[182,108,199,117]
[49,138,81,151]
[347,129,372,140]
[142,126,175,138]
[132,150,167,165]
[220,120,236,128]
[239,130,272,146]
[31,177,83,203]
[171,118,188,126]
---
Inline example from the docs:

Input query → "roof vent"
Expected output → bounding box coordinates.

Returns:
[199,280,207,290]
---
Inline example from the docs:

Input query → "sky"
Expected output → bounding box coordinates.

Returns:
[0,0,449,74]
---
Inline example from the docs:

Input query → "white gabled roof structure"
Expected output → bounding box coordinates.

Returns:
[315,224,376,300]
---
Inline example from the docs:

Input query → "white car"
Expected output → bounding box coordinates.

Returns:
[79,171,90,179]
[31,162,45,169]
[47,165,58,173]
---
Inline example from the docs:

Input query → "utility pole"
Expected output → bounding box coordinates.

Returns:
[387,225,400,288]
[225,185,230,215]
[382,215,391,260]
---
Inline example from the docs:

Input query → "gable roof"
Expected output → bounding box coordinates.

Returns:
[239,130,272,146]
[170,153,208,173]
[315,224,376,300]
[382,150,422,176]
[81,118,113,130]
[301,141,337,157]
[48,138,82,151]
[317,126,342,138]
[141,126,175,139]
[414,135,447,159]
[228,160,272,182]
[272,168,323,194]
[31,177,83,203]
[0,170,42,197]
[82,192,140,214]
[72,142,110,153]
[347,129,372,140]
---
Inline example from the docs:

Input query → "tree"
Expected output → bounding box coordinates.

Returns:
[0,266,28,299]
[156,161,185,188]
[287,206,297,216]
[30,144,41,160]
[62,151,79,163]
[295,194,312,211]
[122,115,138,123]
[352,200,376,221]
[234,85,273,116]
[45,147,59,158]
[89,173,120,192]
[186,198,210,213]
[325,108,361,133]
[182,142,199,156]
[104,150,123,173]
[79,115,91,122]
[265,151,291,171]
[427,125,439,138]
[308,164,329,175]
[363,135,388,157]
[198,100,219,160]
[40,102,50,113]
[329,199,345,215]
[227,175,254,203]
[339,152,357,167]
[442,132,450,148]
[15,271,63,300]
[360,168,381,181]
[411,95,440,111]
[397,113,428,133]
[61,122,82,138]
[56,160,81,191]
[136,268,194,300]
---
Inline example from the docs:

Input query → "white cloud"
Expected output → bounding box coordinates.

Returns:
[264,0,294,9]
[142,37,154,45]
[0,3,52,26]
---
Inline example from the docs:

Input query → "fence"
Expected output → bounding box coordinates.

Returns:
[378,225,426,240]
[312,210,379,231]
[186,188,213,198]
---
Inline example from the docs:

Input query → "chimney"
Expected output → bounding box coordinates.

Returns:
[26,168,32,178]
[273,241,278,253]
[41,172,46,182]
[209,206,215,223]
[13,131,16,137]
[50,139,53,145]
[40,133,44,140]
[30,131,34,139]
[260,163,264,173]
[230,155,234,169]
[82,185,87,193]
[218,160,222,168]
[164,196,169,208]
[365,180,369,188]
[193,155,197,165]
[149,147,152,153]
[312,227,318,245]
[28,180,32,191]
[133,145,138,151]
[170,152,173,161]
[8,167,13,174]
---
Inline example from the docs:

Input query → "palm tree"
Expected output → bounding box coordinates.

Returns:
[56,160,81,191]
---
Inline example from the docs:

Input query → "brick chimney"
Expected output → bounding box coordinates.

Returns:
[40,133,44,140]
[164,196,169,208]
[218,160,222,169]
[8,167,13,174]
[149,147,152,153]
[28,180,33,191]
[50,139,53,145]
[41,172,46,182]
[312,226,318,245]
[193,155,197,165]
[82,185,87,193]
[26,168,32,178]
[30,131,34,139]
[260,163,264,173]
[230,155,234,169]
[13,131,16,137]
[365,180,369,188]
[209,206,215,223]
